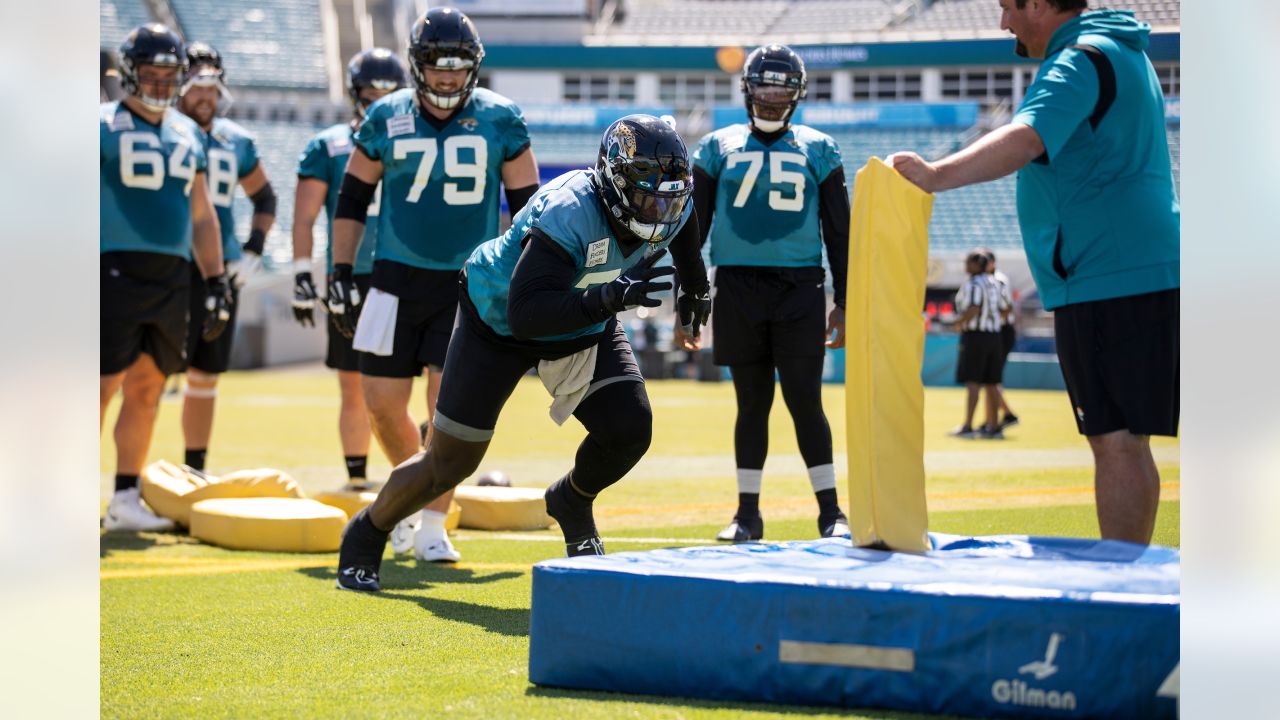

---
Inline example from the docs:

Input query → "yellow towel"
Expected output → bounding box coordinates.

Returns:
[845,157,933,553]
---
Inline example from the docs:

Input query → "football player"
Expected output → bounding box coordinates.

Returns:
[177,42,276,472]
[101,24,230,531]
[335,115,712,591]
[292,48,407,492]
[689,44,851,543]
[329,8,540,562]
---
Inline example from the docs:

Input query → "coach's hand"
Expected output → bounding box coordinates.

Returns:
[202,273,233,342]
[327,263,361,339]
[887,151,939,193]
[677,290,711,340]
[598,248,675,315]
[293,271,318,327]
[826,305,846,349]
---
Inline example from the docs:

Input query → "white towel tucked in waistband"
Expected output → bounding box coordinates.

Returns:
[352,287,398,356]
[538,345,598,425]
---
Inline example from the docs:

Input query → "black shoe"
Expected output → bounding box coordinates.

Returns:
[819,510,850,538]
[948,425,977,439]
[999,413,1020,429]
[566,536,605,557]
[978,424,1005,440]
[715,514,763,542]
[336,565,381,592]
[546,479,597,533]
[336,509,388,592]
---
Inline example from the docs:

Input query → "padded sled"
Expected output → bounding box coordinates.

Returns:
[530,534,1180,719]
[314,491,463,532]
[453,485,552,531]
[140,461,303,527]
[189,498,347,553]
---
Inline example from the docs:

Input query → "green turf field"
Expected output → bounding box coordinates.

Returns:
[101,367,1179,719]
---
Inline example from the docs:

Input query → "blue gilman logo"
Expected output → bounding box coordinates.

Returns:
[991,633,1078,711]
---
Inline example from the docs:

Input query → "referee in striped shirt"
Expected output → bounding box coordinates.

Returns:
[951,250,1006,439]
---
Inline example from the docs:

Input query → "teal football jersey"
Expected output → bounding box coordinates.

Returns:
[466,169,691,343]
[692,123,842,267]
[355,88,531,270]
[297,122,381,274]
[100,101,208,259]
[199,118,260,262]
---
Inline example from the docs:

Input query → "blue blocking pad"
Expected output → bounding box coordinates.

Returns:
[529,534,1179,719]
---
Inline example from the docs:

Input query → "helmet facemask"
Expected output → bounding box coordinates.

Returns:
[124,59,186,112]
[180,65,232,124]
[745,82,801,133]
[411,52,479,111]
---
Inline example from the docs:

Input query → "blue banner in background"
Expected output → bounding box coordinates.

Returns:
[520,105,676,131]
[713,102,980,129]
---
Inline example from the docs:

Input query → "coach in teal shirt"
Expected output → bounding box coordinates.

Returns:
[890,0,1179,547]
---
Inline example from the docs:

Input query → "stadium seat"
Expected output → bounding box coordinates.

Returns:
[100,0,153,48]
[169,0,328,89]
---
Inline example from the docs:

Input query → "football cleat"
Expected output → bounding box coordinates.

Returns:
[390,514,420,555]
[103,488,175,532]
[414,529,461,563]
[820,511,850,538]
[335,565,381,592]
[715,514,764,542]
[566,536,605,557]
[948,425,978,439]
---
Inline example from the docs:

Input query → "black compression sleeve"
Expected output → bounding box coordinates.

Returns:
[818,166,851,309]
[669,206,709,297]
[506,230,611,339]
[693,167,716,249]
[249,182,277,216]
[335,174,376,223]
[504,183,537,217]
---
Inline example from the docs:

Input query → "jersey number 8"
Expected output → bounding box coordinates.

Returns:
[393,136,488,206]
[119,132,197,195]
[726,151,806,212]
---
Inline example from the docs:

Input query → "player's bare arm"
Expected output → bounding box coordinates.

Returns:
[331,148,383,265]
[190,170,224,278]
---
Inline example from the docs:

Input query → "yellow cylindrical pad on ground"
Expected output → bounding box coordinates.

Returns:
[140,462,305,527]
[453,486,553,531]
[845,157,932,553]
[189,498,347,552]
[314,493,462,533]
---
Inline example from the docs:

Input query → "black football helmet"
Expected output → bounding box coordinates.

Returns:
[407,8,484,111]
[595,115,693,244]
[346,48,408,117]
[182,41,233,108]
[741,44,807,134]
[119,23,187,111]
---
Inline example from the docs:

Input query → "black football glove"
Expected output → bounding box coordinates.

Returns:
[292,272,318,327]
[598,248,675,315]
[677,290,712,339]
[202,273,233,342]
[326,263,361,339]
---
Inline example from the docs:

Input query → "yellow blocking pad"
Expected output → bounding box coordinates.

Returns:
[314,491,462,532]
[453,485,553,531]
[189,498,347,553]
[140,461,304,527]
[845,157,932,552]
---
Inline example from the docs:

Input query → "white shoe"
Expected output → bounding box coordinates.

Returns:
[414,528,461,563]
[103,488,175,532]
[390,516,419,555]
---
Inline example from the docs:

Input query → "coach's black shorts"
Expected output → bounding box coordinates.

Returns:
[956,331,1004,385]
[358,261,460,378]
[712,265,827,366]
[325,273,372,372]
[185,263,240,374]
[101,251,190,377]
[433,303,642,443]
[1055,288,1179,437]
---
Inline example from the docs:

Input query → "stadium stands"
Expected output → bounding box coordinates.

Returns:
[898,0,1000,33]
[765,0,897,36]
[229,121,322,263]
[1168,126,1180,193]
[100,0,153,48]
[169,0,328,89]
[609,1,789,40]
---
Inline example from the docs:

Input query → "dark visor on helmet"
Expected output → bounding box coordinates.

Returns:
[626,184,690,225]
